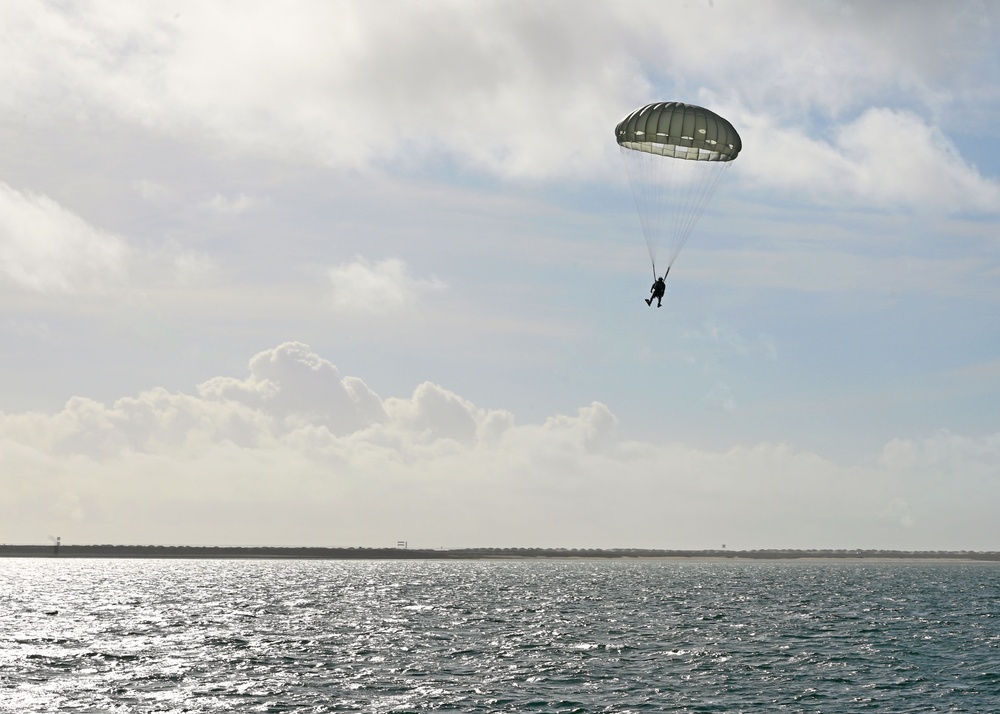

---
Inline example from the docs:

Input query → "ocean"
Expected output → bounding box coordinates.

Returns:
[1,558,998,712]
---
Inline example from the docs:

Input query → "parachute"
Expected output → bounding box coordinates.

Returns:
[616,102,741,278]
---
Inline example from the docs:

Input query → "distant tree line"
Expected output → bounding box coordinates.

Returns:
[1,544,998,561]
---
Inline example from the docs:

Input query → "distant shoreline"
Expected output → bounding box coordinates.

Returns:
[2,544,999,562]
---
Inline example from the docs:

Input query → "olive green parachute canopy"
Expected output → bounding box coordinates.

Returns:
[616,102,741,162]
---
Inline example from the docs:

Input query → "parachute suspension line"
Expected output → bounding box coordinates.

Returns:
[621,145,732,274]
[663,157,732,269]
[620,145,670,274]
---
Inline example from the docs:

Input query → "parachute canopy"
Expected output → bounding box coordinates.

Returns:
[616,102,741,162]
[616,102,741,276]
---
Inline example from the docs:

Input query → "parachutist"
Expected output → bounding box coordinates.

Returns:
[646,274,666,308]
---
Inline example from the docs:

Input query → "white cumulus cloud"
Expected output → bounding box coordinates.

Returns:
[1,342,999,549]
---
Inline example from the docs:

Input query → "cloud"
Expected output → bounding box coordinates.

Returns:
[0,2,633,178]
[384,383,480,446]
[699,319,778,360]
[0,181,221,297]
[170,250,217,286]
[879,430,1000,482]
[837,109,999,210]
[204,192,257,215]
[0,182,129,294]
[2,342,999,549]
[198,342,387,436]
[3,1,994,198]
[736,107,1000,213]
[328,257,446,314]
[704,382,738,414]
[132,179,175,205]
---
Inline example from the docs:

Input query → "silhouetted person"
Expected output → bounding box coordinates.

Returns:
[645,269,668,307]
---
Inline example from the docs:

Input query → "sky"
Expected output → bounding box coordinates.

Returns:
[2,1,999,551]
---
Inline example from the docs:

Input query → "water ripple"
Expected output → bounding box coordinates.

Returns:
[2,559,999,712]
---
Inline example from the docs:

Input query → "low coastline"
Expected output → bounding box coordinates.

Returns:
[2,544,998,561]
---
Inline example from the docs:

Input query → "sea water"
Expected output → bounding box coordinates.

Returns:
[1,558,998,712]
